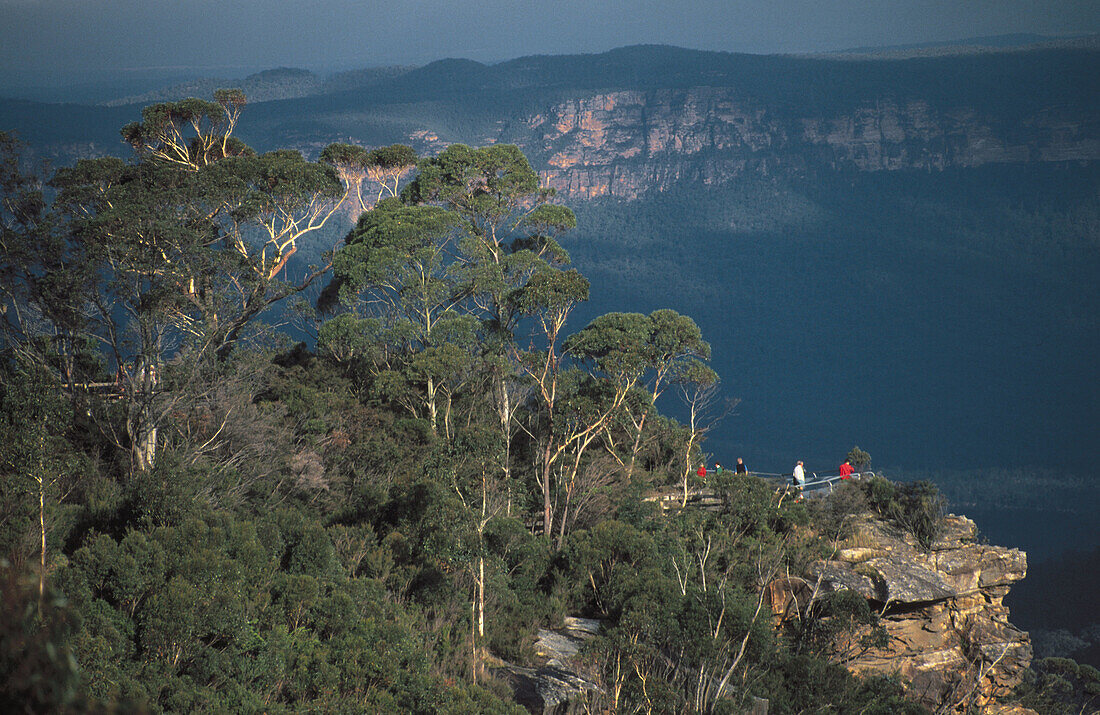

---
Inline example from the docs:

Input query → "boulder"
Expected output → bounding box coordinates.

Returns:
[493,617,603,714]
[806,561,878,600]
[864,556,957,603]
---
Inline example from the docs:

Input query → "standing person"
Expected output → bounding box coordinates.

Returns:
[714,462,723,475]
[792,461,806,498]
[735,457,747,475]
[697,463,707,481]
[839,459,854,479]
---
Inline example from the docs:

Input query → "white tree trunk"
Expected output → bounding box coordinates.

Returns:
[130,360,159,472]
[478,556,485,640]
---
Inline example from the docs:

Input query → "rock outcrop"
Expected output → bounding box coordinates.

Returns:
[773,514,1032,714]
[493,617,603,714]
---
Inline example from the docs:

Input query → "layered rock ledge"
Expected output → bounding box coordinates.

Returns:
[779,514,1032,714]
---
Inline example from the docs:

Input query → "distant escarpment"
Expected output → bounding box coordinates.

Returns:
[506,88,1098,200]
[378,45,1099,201]
[3,45,1096,198]
[771,512,1032,714]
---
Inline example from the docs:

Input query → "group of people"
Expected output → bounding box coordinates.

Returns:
[696,457,857,494]
[695,457,749,479]
[792,458,855,488]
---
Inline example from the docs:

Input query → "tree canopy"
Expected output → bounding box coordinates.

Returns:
[0,102,938,714]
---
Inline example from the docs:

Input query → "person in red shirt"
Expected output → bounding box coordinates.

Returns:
[839,460,854,478]
[696,464,707,479]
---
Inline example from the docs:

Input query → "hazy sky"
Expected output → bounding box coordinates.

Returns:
[2,0,1097,84]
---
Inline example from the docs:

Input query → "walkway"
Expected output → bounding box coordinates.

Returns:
[645,471,875,510]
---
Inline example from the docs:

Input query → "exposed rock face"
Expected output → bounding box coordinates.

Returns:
[791,514,1032,714]
[493,617,603,714]
[482,88,1099,199]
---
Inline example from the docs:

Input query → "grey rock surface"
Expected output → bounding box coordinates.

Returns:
[494,617,603,714]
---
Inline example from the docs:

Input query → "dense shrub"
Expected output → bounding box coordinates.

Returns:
[1015,657,1100,714]
[807,479,870,544]
[861,476,946,549]
[761,655,928,714]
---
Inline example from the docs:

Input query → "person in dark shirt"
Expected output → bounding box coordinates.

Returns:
[735,457,748,474]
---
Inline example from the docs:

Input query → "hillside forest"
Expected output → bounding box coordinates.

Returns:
[5,90,1098,714]
[0,92,970,714]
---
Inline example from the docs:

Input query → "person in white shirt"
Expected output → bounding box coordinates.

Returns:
[792,461,805,492]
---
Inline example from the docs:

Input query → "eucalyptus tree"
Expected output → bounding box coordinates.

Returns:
[120,90,249,171]
[0,365,73,614]
[438,426,510,682]
[671,359,722,505]
[625,309,711,480]
[513,267,590,536]
[539,313,656,541]
[530,310,709,539]
[366,144,418,202]
[116,92,366,357]
[197,149,353,356]
[403,144,577,500]
[3,93,366,472]
[319,143,417,214]
[0,130,92,385]
[0,131,45,271]
[320,198,474,435]
[48,156,199,471]
[48,152,351,469]
[403,143,576,342]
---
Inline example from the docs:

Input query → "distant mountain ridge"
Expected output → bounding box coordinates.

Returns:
[828,32,1099,58]
[102,65,414,107]
[5,43,1096,184]
[235,43,1096,199]
[102,67,323,107]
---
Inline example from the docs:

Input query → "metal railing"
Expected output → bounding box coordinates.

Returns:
[763,471,876,496]
[696,470,876,488]
[643,470,878,510]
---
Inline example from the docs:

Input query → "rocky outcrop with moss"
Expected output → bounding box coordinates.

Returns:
[794,513,1032,713]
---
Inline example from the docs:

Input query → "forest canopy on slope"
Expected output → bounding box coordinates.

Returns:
[0,95,946,713]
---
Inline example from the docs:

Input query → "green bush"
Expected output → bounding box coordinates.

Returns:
[846,446,872,473]
[808,480,870,543]
[1017,657,1100,714]
[860,477,945,549]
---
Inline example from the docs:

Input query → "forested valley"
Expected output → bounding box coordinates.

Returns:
[0,93,966,713]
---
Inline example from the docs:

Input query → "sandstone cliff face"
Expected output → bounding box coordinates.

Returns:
[471,88,1099,199]
[774,513,1032,714]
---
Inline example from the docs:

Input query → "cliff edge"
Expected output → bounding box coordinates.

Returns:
[512,89,1098,200]
[773,512,1032,713]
